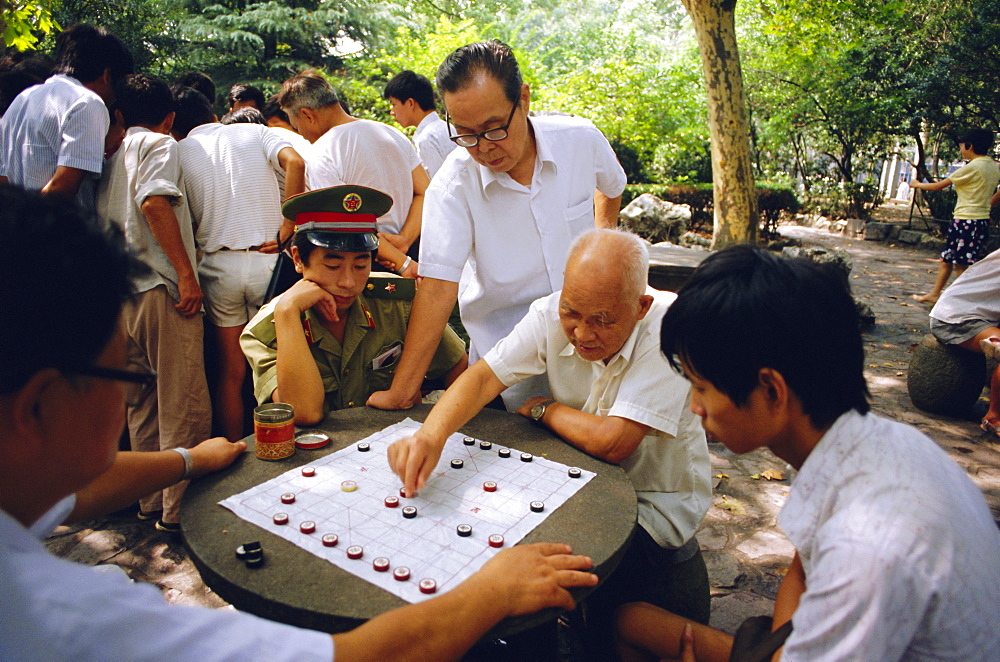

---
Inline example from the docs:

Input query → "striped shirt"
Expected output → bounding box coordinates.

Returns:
[176,122,291,252]
[0,75,109,209]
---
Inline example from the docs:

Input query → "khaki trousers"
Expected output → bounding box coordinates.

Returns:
[123,285,211,522]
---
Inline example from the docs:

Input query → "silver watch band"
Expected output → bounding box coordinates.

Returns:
[170,447,194,481]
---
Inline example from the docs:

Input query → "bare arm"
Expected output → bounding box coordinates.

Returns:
[594,190,622,229]
[276,146,306,247]
[140,195,203,318]
[387,359,507,495]
[910,177,953,192]
[272,279,338,425]
[333,542,597,662]
[515,397,648,464]
[366,277,459,410]
[67,438,246,522]
[991,188,1000,208]
[615,602,733,662]
[40,165,89,198]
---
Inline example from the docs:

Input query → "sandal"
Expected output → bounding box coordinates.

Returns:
[155,520,181,534]
[980,419,1000,439]
[136,508,162,521]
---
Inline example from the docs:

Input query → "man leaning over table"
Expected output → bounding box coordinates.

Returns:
[367,39,627,413]
[0,185,598,662]
[241,185,467,426]
[387,228,712,657]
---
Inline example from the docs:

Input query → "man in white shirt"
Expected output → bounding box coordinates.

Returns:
[616,246,1000,661]
[388,229,712,653]
[0,23,134,208]
[172,87,306,444]
[367,40,627,413]
[383,70,457,179]
[278,70,426,277]
[96,74,210,533]
[0,186,598,662]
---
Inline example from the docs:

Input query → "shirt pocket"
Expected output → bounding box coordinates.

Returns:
[366,341,403,391]
[564,198,595,235]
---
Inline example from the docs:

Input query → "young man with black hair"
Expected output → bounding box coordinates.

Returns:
[0,185,599,661]
[173,71,216,108]
[615,245,1000,661]
[95,74,209,533]
[384,70,456,178]
[368,40,626,413]
[912,128,1000,304]
[0,23,134,207]
[171,86,306,444]
[242,185,467,426]
[227,82,266,112]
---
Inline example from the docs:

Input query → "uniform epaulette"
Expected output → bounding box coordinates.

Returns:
[365,274,415,300]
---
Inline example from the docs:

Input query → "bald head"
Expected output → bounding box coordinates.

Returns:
[565,229,649,302]
[560,229,653,363]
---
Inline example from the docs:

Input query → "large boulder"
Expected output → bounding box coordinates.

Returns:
[619,194,691,244]
[908,334,989,417]
[780,245,853,288]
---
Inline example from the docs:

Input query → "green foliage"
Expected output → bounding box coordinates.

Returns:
[923,189,957,221]
[800,178,882,220]
[757,183,800,237]
[2,2,58,51]
[650,131,712,184]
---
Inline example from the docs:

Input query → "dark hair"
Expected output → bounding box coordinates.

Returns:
[174,71,216,106]
[0,186,135,393]
[958,128,994,156]
[52,23,134,85]
[436,40,522,105]
[172,87,215,139]
[221,106,267,126]
[261,94,289,124]
[115,74,173,128]
[660,245,870,429]
[227,82,266,110]
[384,70,436,111]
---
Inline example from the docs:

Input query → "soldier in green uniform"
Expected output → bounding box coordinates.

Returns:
[241,185,468,425]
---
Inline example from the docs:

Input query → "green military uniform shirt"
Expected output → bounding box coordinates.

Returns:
[241,275,466,412]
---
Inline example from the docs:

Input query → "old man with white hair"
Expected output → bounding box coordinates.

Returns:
[387,228,712,651]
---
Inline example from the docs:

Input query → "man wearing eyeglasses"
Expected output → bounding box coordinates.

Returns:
[368,40,627,412]
[0,185,599,662]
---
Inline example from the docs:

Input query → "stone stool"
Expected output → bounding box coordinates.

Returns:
[907,334,989,417]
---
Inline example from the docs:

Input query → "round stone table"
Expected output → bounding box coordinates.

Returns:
[181,404,637,638]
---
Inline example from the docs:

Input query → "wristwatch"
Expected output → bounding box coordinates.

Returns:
[529,399,556,423]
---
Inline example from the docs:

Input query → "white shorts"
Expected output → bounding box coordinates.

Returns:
[199,250,277,327]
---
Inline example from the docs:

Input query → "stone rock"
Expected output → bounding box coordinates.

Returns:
[678,231,710,249]
[831,220,847,234]
[710,592,776,635]
[908,334,988,417]
[781,245,854,285]
[815,219,831,230]
[919,233,946,251]
[856,300,876,328]
[845,218,866,236]
[864,221,893,241]
[619,194,691,244]
[897,230,925,244]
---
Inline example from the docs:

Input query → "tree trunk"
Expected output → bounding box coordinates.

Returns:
[680,0,758,249]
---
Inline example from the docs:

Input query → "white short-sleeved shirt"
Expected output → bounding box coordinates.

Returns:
[0,75,109,209]
[412,112,457,179]
[96,127,197,300]
[483,288,711,548]
[269,126,313,198]
[306,119,421,236]
[929,246,1000,326]
[778,410,1000,660]
[0,498,334,662]
[420,115,627,371]
[949,156,1000,220]
[177,122,291,252]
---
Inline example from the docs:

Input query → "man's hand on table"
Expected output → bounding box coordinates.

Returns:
[189,437,247,479]
[387,433,443,496]
[471,542,598,615]
[366,387,421,411]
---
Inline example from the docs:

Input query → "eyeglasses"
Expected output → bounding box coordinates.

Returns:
[447,101,519,148]
[64,361,157,407]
